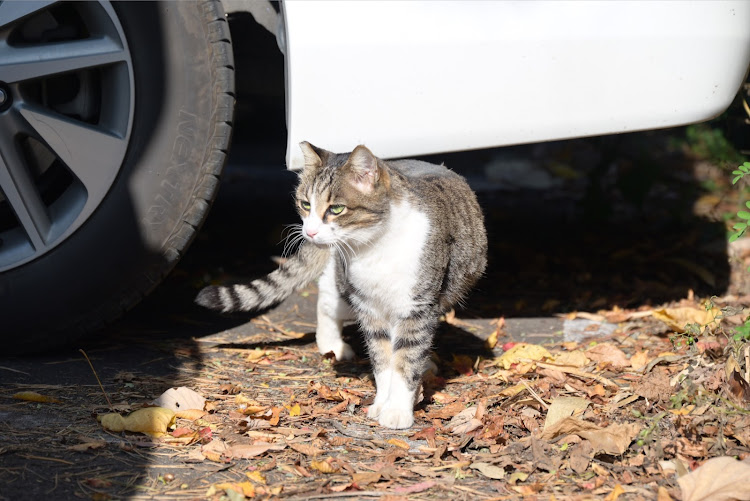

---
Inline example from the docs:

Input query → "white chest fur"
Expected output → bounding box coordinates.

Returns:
[347,201,431,323]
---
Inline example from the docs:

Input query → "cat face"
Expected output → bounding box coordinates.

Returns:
[295,143,391,249]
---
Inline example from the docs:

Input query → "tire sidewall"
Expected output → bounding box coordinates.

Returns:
[1,1,225,345]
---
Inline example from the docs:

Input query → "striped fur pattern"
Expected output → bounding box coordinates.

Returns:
[196,142,487,429]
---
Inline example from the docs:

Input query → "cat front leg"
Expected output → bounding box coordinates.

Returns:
[367,316,435,429]
[315,260,355,361]
[365,331,393,420]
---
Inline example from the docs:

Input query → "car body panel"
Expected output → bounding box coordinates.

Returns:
[282,0,750,169]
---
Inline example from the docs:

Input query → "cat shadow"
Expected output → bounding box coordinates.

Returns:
[209,320,494,406]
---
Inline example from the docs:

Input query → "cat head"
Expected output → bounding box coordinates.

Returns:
[295,142,392,247]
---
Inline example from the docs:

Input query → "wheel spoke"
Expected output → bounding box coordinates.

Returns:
[19,104,127,200]
[0,1,59,30]
[0,36,127,84]
[0,135,51,251]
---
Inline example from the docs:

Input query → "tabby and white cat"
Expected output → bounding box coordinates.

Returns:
[196,142,487,428]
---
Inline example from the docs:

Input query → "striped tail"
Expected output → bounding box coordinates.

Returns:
[195,242,330,312]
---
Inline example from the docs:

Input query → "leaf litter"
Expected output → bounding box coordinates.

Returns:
[4,295,745,500]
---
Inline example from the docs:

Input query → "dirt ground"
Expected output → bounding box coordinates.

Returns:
[2,121,750,500]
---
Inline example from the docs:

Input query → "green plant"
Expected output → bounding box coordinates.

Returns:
[732,318,750,341]
[729,161,750,242]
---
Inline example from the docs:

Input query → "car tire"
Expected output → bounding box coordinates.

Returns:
[0,0,235,353]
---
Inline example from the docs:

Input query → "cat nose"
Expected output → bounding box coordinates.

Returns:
[306,228,318,238]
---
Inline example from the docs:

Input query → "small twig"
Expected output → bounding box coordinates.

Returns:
[520,380,549,410]
[79,349,113,411]
[0,366,30,375]
[535,361,619,388]
[322,419,375,440]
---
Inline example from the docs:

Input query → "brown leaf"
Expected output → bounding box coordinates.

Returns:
[69,441,107,452]
[568,441,593,474]
[541,417,640,455]
[352,471,382,486]
[386,438,410,449]
[470,462,506,479]
[585,343,630,368]
[543,397,590,434]
[579,423,641,455]
[289,442,324,456]
[310,458,340,474]
[678,456,750,501]
[227,442,283,459]
[410,427,437,448]
[426,401,465,420]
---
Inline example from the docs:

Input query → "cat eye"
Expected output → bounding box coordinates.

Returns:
[300,201,311,211]
[328,204,346,215]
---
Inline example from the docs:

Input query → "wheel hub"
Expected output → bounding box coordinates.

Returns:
[0,83,10,112]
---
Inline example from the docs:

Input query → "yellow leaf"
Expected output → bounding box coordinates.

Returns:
[214,481,255,498]
[246,470,266,484]
[652,307,721,333]
[386,438,410,449]
[175,409,206,420]
[499,382,527,397]
[310,459,340,474]
[497,343,552,370]
[604,484,625,501]
[284,403,301,417]
[98,407,176,438]
[13,391,61,404]
[551,350,589,368]
[669,405,695,416]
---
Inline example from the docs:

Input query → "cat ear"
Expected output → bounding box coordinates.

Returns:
[299,141,325,169]
[347,145,380,194]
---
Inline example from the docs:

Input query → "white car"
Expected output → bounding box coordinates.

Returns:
[1,0,749,352]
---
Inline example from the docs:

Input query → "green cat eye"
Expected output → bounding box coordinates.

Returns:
[329,204,346,215]
[300,201,311,211]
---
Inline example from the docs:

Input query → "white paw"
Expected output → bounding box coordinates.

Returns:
[378,408,414,429]
[367,403,382,420]
[318,341,355,361]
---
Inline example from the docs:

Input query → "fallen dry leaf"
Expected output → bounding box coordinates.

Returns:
[541,416,640,455]
[175,408,206,420]
[12,391,61,404]
[551,350,589,368]
[69,441,107,452]
[652,306,721,333]
[386,438,410,449]
[289,442,324,456]
[585,343,630,368]
[210,480,255,498]
[470,462,506,480]
[98,407,175,438]
[497,343,552,369]
[152,387,205,412]
[310,458,340,474]
[352,471,381,486]
[543,396,590,433]
[678,456,750,501]
[228,442,284,459]
[630,351,650,371]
